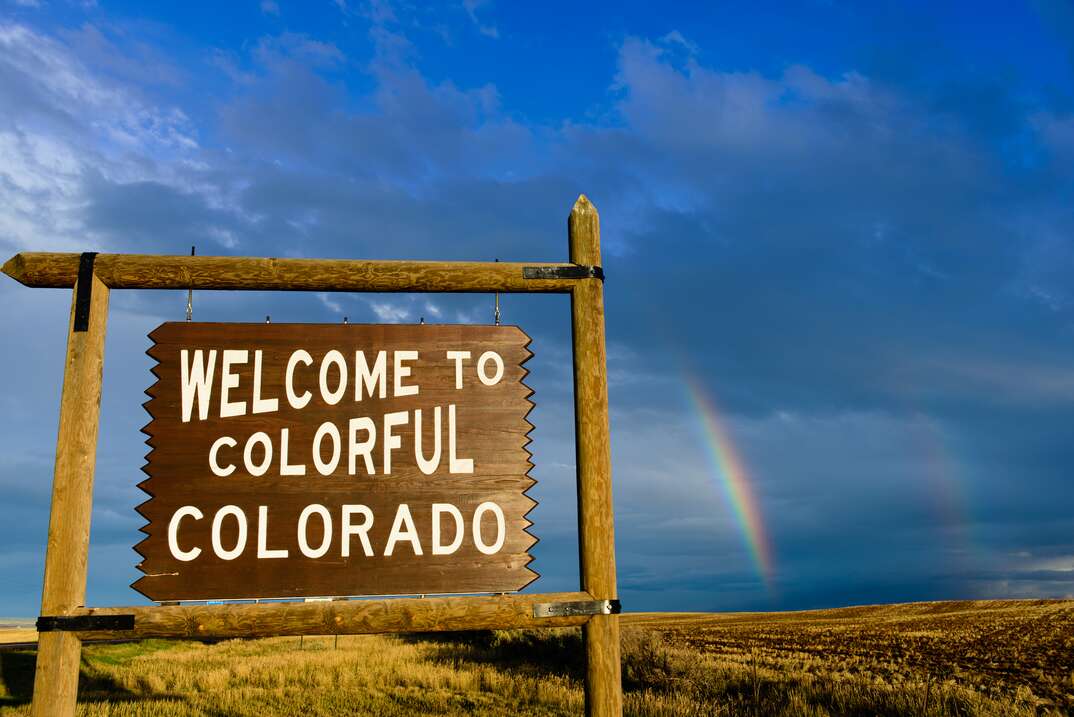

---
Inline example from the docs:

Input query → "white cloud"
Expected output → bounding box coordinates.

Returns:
[463,0,498,38]
[0,23,203,253]
[367,299,411,323]
[660,30,698,55]
[317,292,344,314]
[898,352,1074,405]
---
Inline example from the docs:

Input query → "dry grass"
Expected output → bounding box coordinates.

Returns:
[0,599,1070,716]
[0,632,34,646]
[0,635,584,716]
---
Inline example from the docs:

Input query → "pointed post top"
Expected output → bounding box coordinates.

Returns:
[568,194,601,266]
[571,194,598,217]
[2,254,23,284]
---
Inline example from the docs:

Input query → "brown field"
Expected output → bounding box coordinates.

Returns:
[0,599,1071,716]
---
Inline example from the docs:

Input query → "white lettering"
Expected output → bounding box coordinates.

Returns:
[414,407,442,475]
[383,411,408,475]
[431,503,464,555]
[477,351,504,386]
[167,506,203,561]
[319,349,348,405]
[384,503,422,556]
[209,436,237,477]
[341,505,374,557]
[355,350,387,401]
[256,505,288,558]
[252,350,279,414]
[219,349,248,418]
[472,502,506,555]
[394,350,419,397]
[279,427,305,476]
[312,421,342,476]
[285,350,313,409]
[348,417,376,475]
[180,349,216,422]
[211,505,247,560]
[447,350,470,389]
[243,431,273,477]
[298,504,333,558]
[448,404,473,474]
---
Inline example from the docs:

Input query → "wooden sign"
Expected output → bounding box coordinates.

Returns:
[8,196,622,717]
[134,322,538,601]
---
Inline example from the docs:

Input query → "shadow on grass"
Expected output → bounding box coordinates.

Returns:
[0,643,181,708]
[403,629,586,682]
[0,650,36,707]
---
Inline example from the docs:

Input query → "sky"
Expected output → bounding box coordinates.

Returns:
[1,0,1073,615]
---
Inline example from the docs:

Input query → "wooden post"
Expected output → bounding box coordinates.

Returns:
[569,195,623,716]
[31,258,109,717]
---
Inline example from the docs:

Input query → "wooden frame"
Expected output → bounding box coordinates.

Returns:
[2,195,622,717]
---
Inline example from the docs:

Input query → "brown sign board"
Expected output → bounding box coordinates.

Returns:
[134,322,538,602]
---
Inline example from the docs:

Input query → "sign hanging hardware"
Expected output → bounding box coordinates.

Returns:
[522,265,604,281]
[185,245,195,322]
[72,252,98,332]
[494,258,501,326]
[37,614,136,632]
[532,599,621,618]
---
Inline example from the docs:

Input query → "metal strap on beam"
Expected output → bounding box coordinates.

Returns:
[523,265,604,281]
[72,252,97,332]
[532,599,621,618]
[37,614,135,632]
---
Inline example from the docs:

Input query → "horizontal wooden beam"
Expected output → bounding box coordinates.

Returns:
[50,592,595,641]
[2,253,593,293]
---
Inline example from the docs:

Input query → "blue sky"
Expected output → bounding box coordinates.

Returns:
[1,0,1073,615]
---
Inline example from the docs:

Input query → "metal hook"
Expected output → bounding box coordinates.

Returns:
[494,258,501,326]
[185,245,195,321]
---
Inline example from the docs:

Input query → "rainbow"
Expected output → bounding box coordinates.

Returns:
[907,414,976,574]
[684,377,774,590]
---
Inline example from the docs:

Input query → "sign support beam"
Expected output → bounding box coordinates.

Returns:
[2,253,590,293]
[36,591,598,641]
[31,265,109,717]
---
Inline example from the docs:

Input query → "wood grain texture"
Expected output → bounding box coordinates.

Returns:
[32,274,109,717]
[568,195,623,717]
[135,322,538,602]
[2,253,581,293]
[56,591,593,641]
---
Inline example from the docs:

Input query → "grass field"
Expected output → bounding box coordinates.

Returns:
[1,599,1071,716]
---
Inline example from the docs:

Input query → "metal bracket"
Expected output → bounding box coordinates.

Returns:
[523,265,604,281]
[37,614,135,632]
[532,599,621,618]
[73,251,98,332]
